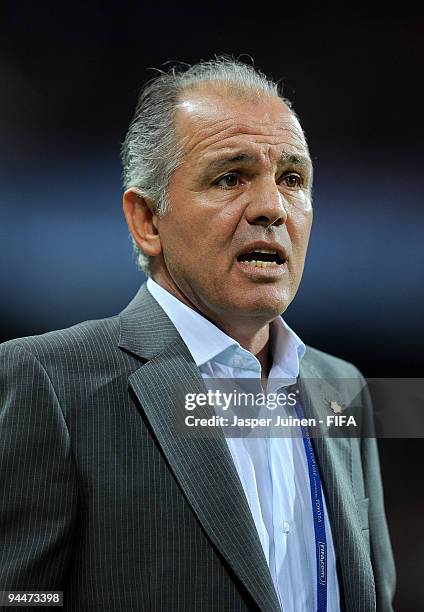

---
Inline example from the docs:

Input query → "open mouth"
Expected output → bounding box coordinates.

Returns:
[236,248,285,268]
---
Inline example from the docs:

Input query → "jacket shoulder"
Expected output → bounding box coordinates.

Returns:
[303,344,363,380]
[0,315,121,369]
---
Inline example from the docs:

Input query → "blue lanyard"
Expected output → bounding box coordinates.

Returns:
[294,400,327,612]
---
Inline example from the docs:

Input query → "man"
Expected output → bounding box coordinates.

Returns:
[0,59,395,610]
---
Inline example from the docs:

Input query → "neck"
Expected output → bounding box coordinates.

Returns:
[150,272,273,384]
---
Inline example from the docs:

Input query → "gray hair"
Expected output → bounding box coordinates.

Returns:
[121,57,293,276]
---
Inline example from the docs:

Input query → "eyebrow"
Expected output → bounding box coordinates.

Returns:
[204,151,312,173]
[204,153,255,172]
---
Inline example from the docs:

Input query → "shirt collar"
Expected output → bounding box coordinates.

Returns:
[146,277,237,365]
[269,315,306,380]
[146,277,305,377]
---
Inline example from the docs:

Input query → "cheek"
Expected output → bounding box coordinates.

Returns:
[288,209,313,258]
[184,195,244,254]
[286,189,312,212]
[286,220,311,294]
[158,204,235,272]
[213,201,245,239]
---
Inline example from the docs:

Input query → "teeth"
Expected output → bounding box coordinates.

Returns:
[250,248,277,254]
[241,260,279,268]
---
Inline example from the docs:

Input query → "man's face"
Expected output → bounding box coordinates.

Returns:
[153,85,313,329]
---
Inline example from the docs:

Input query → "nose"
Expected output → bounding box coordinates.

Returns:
[245,180,288,227]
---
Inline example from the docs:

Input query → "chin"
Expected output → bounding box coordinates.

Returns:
[229,289,293,319]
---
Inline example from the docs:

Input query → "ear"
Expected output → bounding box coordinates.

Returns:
[122,189,162,257]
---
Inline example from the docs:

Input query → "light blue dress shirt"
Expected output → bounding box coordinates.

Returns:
[147,278,340,612]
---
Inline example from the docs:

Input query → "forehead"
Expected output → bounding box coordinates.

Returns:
[174,85,309,163]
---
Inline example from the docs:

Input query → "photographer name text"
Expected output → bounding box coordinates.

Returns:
[184,414,357,429]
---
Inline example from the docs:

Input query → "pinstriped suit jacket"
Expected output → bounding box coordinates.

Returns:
[0,284,395,611]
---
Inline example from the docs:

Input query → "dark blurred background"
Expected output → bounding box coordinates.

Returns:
[1,3,423,609]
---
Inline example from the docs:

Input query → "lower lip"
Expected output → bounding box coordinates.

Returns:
[235,260,288,277]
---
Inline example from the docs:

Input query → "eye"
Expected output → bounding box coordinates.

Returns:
[281,173,302,189]
[215,172,241,188]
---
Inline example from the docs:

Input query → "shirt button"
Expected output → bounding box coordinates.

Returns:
[283,521,290,533]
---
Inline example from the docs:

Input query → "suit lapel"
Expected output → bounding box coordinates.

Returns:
[119,285,281,612]
[299,356,376,612]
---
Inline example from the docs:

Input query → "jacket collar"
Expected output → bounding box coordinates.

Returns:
[118,283,181,359]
